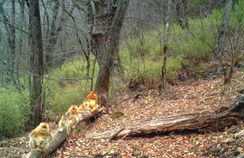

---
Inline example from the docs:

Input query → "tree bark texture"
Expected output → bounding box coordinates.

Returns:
[0,1,20,89]
[28,0,44,125]
[24,108,104,158]
[161,0,171,91]
[89,96,244,140]
[10,0,18,87]
[174,0,188,29]
[215,0,233,58]
[87,0,130,107]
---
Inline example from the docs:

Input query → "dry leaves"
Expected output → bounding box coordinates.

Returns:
[51,72,244,158]
[1,72,244,157]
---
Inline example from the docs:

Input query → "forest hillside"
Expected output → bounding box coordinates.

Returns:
[0,0,244,157]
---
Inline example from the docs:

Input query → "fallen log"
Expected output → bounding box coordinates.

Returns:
[90,96,244,140]
[24,107,104,158]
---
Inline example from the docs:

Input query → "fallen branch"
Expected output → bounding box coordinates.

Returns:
[222,129,244,143]
[89,96,244,140]
[234,129,244,138]
[24,107,104,158]
[109,127,125,141]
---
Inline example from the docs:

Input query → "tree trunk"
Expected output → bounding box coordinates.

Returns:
[44,1,74,71]
[161,0,171,92]
[19,0,25,81]
[214,0,233,58]
[89,96,244,140]
[28,0,44,125]
[10,0,18,89]
[24,108,104,158]
[87,0,130,108]
[174,0,188,29]
[91,34,110,108]
[0,1,20,90]
[44,0,59,70]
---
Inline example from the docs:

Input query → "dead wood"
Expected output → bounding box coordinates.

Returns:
[24,108,104,158]
[234,129,244,138]
[109,127,125,141]
[90,96,244,140]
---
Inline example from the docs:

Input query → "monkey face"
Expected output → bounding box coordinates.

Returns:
[88,91,97,99]
[39,122,50,134]
[40,123,48,130]
[69,105,79,116]
[92,91,97,97]
[42,126,47,131]
[71,105,78,112]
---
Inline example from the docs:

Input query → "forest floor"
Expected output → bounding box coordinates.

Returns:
[1,71,244,158]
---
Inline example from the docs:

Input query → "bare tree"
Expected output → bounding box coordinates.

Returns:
[174,0,188,29]
[86,0,130,108]
[214,0,243,84]
[42,0,75,71]
[214,0,234,59]
[0,0,20,90]
[161,0,172,92]
[223,1,243,84]
[27,0,44,125]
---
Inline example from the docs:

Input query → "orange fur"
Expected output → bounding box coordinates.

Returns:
[66,105,79,116]
[79,102,90,111]
[87,91,98,107]
[29,122,52,151]
[65,105,79,128]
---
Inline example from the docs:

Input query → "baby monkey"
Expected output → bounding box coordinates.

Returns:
[59,105,79,133]
[58,115,72,134]
[78,101,92,118]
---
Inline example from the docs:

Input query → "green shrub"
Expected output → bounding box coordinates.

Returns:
[0,87,30,139]
[166,55,184,81]
[121,53,184,84]
[44,3,244,118]
[230,0,244,27]
[44,57,99,118]
[169,15,219,62]
[122,12,220,83]
[46,83,86,116]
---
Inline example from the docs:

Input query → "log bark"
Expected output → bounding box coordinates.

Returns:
[90,96,244,140]
[24,108,104,158]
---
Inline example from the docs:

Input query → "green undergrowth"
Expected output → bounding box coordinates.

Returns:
[121,4,243,84]
[0,87,30,139]
[42,2,244,119]
[1,1,243,139]
[44,57,98,119]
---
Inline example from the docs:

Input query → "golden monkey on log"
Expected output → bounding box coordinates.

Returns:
[29,122,52,152]
[78,101,96,118]
[64,105,79,129]
[78,101,90,117]
[58,115,72,134]
[78,101,90,113]
[86,91,99,112]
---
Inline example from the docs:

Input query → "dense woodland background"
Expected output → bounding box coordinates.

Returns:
[0,0,244,157]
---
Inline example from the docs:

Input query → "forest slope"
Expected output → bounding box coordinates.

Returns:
[1,72,244,158]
